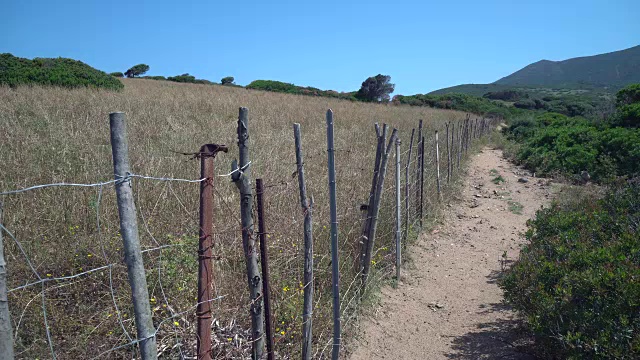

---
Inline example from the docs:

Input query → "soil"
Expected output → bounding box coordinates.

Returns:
[350,148,556,359]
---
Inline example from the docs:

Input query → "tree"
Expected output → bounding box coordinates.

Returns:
[355,74,395,102]
[221,76,235,85]
[124,64,149,78]
[110,72,124,78]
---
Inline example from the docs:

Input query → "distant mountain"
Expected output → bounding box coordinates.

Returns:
[430,45,640,95]
[495,45,640,88]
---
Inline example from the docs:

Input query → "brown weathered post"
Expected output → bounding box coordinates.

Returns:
[419,135,425,227]
[255,179,274,360]
[360,124,383,275]
[231,107,264,359]
[416,120,423,227]
[197,144,227,360]
[446,123,451,184]
[435,130,441,199]
[293,123,314,360]
[404,128,415,241]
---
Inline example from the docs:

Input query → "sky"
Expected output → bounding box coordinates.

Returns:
[2,0,639,95]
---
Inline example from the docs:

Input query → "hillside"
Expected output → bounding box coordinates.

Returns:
[431,45,640,96]
[495,45,640,88]
[0,78,470,359]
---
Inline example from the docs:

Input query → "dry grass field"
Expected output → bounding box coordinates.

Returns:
[0,79,469,358]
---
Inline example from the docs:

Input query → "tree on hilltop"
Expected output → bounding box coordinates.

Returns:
[221,76,235,85]
[124,64,149,78]
[355,74,395,102]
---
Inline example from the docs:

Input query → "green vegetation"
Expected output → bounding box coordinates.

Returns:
[500,179,640,359]
[110,71,124,78]
[355,74,395,102]
[393,92,524,118]
[124,63,149,78]
[0,53,123,90]
[505,85,640,182]
[142,75,167,81]
[221,76,235,85]
[246,79,358,100]
[166,73,214,85]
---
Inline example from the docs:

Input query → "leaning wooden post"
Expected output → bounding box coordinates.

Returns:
[446,123,451,184]
[197,144,228,360]
[395,137,401,280]
[360,124,383,274]
[363,127,398,287]
[450,122,456,175]
[416,120,423,227]
[457,120,463,170]
[109,112,158,360]
[0,204,14,360]
[404,129,415,241]
[255,179,274,360]
[435,130,441,199]
[326,109,341,360]
[419,135,425,227]
[293,123,314,360]
[231,107,264,359]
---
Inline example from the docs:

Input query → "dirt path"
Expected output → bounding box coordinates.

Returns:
[350,148,555,359]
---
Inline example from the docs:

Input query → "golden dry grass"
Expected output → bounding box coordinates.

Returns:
[0,78,469,359]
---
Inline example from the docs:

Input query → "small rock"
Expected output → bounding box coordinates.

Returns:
[518,177,529,183]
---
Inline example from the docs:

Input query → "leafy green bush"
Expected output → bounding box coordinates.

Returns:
[167,73,213,85]
[110,72,124,78]
[142,75,166,81]
[0,53,123,91]
[500,179,640,359]
[506,108,640,182]
[393,92,525,118]
[246,80,358,101]
[124,64,149,78]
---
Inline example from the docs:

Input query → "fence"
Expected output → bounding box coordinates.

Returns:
[0,108,497,359]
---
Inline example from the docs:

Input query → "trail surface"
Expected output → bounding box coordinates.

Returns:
[350,148,555,359]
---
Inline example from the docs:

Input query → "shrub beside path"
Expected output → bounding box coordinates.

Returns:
[350,148,556,359]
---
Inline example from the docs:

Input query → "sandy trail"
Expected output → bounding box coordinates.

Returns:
[350,148,554,359]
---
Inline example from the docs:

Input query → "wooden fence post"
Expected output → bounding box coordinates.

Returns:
[435,130,441,199]
[415,120,423,227]
[395,137,401,280]
[420,135,425,227]
[326,109,341,360]
[404,129,415,241]
[0,204,14,360]
[446,123,451,184]
[360,124,383,275]
[255,179,274,360]
[231,107,264,359]
[293,123,314,360]
[362,127,398,288]
[109,112,158,360]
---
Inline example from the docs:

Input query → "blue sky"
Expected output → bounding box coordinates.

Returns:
[2,0,639,95]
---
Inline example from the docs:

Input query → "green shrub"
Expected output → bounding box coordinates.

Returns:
[142,75,166,81]
[110,72,124,78]
[0,53,123,91]
[500,179,640,359]
[505,112,640,182]
[246,80,357,101]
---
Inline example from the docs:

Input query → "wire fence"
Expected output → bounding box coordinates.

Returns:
[0,108,497,359]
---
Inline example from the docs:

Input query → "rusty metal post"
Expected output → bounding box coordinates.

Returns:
[255,179,274,360]
[197,144,227,360]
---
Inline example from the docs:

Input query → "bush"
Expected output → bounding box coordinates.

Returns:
[500,180,640,359]
[506,112,640,182]
[110,72,124,78]
[0,53,123,91]
[167,73,213,85]
[221,76,235,85]
[246,80,358,101]
[142,75,166,81]
[124,64,149,78]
